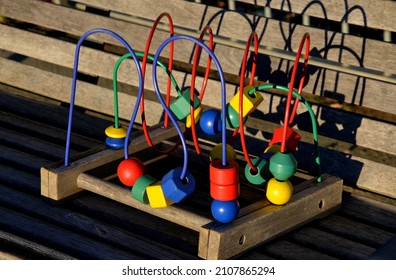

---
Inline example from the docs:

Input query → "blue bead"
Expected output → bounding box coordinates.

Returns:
[106,137,125,149]
[161,167,196,203]
[211,199,239,223]
[199,109,222,135]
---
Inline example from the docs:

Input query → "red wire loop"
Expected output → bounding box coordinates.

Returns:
[188,25,214,157]
[238,31,259,171]
[140,12,178,153]
[281,33,310,153]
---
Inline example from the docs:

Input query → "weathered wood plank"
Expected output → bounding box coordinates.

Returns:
[71,194,200,255]
[198,175,343,259]
[315,214,395,248]
[0,206,143,259]
[237,0,396,32]
[340,194,396,232]
[0,185,196,259]
[77,172,212,232]
[259,239,337,260]
[0,228,75,260]
[41,123,180,200]
[288,227,376,259]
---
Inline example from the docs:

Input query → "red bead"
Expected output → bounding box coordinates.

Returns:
[210,159,239,201]
[117,158,145,187]
[269,127,301,153]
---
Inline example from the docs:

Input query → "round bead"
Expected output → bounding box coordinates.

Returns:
[131,174,156,204]
[117,158,145,187]
[185,105,203,128]
[105,137,125,149]
[266,177,293,205]
[105,126,127,138]
[209,143,236,162]
[269,152,297,181]
[211,199,239,223]
[225,104,248,129]
[199,109,222,135]
[244,157,271,185]
[210,159,239,201]
[161,167,196,203]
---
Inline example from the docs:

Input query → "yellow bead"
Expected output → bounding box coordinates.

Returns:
[210,143,236,162]
[185,105,203,128]
[266,178,293,205]
[105,126,127,139]
[146,182,174,208]
[264,144,281,154]
[229,85,263,118]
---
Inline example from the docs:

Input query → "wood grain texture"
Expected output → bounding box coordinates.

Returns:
[41,123,180,200]
[198,175,343,259]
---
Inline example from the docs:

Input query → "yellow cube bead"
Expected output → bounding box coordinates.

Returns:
[146,182,174,208]
[185,105,203,128]
[229,85,263,118]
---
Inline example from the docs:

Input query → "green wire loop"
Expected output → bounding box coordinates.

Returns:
[249,84,322,183]
[112,51,183,128]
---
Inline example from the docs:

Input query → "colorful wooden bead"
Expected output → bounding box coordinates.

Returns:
[229,85,263,118]
[266,177,293,205]
[244,157,271,185]
[269,126,301,153]
[210,159,239,201]
[199,109,222,135]
[225,104,247,129]
[211,199,239,223]
[131,174,156,204]
[146,182,175,208]
[170,88,200,121]
[209,143,236,162]
[105,126,127,138]
[105,126,128,149]
[185,105,203,128]
[105,137,125,149]
[161,167,195,203]
[269,152,297,181]
[117,158,145,187]
[264,144,281,155]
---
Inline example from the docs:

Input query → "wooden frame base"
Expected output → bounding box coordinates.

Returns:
[40,124,343,259]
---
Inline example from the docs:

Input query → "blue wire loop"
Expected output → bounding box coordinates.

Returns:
[152,35,228,180]
[64,28,144,166]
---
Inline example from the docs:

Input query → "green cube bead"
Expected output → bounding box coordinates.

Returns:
[170,89,200,120]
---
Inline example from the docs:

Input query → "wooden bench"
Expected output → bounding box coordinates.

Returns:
[0,0,395,259]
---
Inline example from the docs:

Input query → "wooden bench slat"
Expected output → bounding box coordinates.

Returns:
[0,205,143,259]
[0,228,75,260]
[0,185,197,259]
[315,214,395,248]
[234,0,396,32]
[289,226,376,259]
[260,239,337,260]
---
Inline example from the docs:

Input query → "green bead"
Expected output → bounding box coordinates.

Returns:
[269,152,297,181]
[244,157,271,185]
[225,104,248,129]
[170,89,200,120]
[131,174,156,204]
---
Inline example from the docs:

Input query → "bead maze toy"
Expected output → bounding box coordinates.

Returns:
[40,14,343,259]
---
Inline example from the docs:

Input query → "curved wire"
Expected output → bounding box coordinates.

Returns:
[152,34,228,179]
[246,84,322,183]
[65,28,144,166]
[238,31,259,171]
[189,25,214,157]
[112,51,182,129]
[282,33,310,152]
[141,13,175,143]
